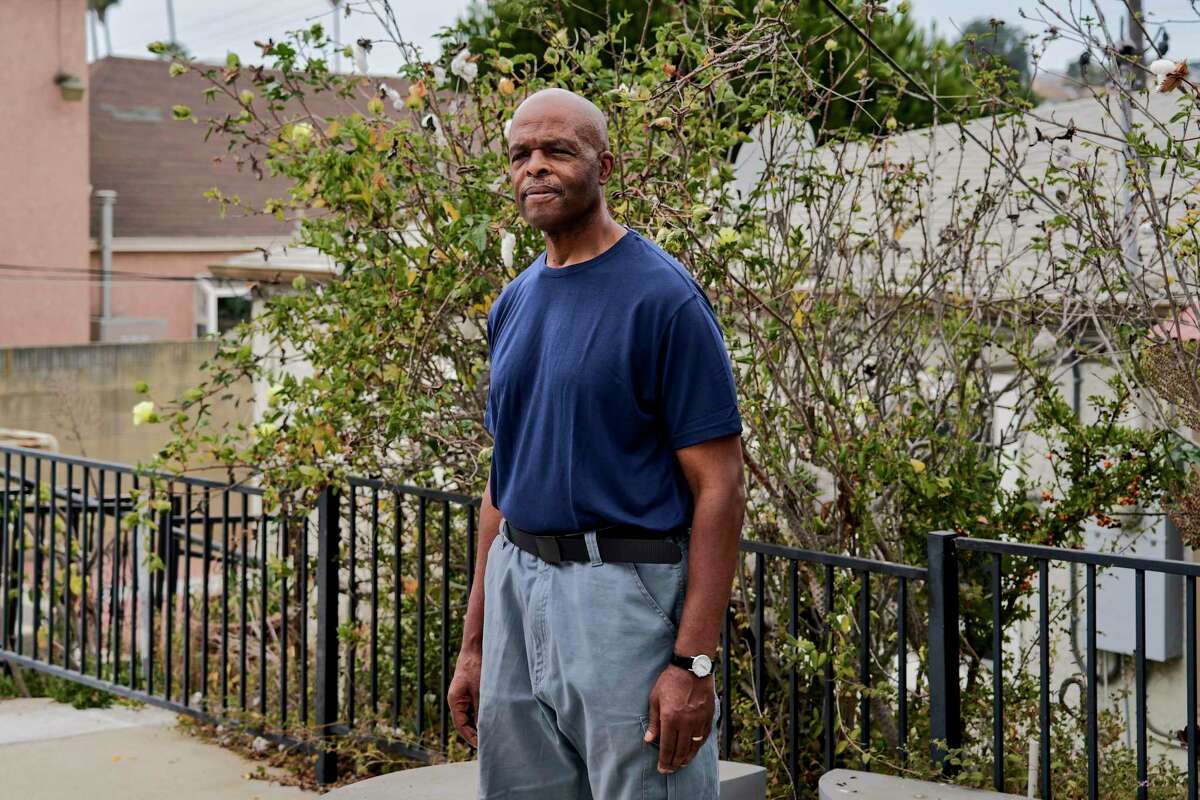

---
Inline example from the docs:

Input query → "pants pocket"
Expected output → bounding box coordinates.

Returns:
[625,543,686,634]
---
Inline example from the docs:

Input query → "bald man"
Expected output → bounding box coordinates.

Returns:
[448,88,746,800]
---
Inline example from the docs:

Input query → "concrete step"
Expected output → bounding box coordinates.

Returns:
[326,759,767,799]
[820,769,1026,798]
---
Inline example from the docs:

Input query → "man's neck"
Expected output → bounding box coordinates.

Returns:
[543,210,627,268]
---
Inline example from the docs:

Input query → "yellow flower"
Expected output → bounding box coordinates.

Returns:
[909,458,925,474]
[717,227,738,246]
[132,400,158,426]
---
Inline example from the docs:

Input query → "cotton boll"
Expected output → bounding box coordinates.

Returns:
[501,231,516,268]
[353,41,369,74]
[1150,58,1176,77]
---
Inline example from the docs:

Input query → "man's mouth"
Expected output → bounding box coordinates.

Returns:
[523,186,560,201]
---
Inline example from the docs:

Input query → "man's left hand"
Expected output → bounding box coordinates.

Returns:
[643,664,715,774]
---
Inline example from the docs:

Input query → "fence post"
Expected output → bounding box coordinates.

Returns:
[315,485,341,785]
[927,530,962,774]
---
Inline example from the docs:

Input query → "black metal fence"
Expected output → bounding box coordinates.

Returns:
[4,445,1197,797]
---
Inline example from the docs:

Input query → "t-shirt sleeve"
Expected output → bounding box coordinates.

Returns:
[656,294,743,450]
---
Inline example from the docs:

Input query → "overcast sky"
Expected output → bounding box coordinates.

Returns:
[90,0,1200,76]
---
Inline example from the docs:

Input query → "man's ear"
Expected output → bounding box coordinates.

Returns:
[597,149,615,184]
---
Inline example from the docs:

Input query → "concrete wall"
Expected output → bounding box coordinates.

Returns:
[0,341,251,465]
[0,0,92,347]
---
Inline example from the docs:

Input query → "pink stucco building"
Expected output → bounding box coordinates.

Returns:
[0,0,92,346]
[2,15,377,348]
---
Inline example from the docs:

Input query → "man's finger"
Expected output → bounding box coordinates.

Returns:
[450,699,478,747]
[658,718,680,773]
[679,723,707,765]
[644,697,660,743]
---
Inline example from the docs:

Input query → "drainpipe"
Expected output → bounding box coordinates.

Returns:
[95,190,117,320]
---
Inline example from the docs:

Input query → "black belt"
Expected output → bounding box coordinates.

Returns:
[503,521,685,564]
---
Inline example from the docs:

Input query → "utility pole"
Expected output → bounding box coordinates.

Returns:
[165,0,177,50]
[331,0,343,73]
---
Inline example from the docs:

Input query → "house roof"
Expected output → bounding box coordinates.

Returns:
[88,56,387,240]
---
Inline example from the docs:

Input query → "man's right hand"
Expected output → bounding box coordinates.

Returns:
[448,648,483,747]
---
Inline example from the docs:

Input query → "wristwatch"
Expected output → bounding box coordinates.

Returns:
[670,651,714,678]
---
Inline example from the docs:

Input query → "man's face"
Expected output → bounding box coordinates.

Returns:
[507,103,607,233]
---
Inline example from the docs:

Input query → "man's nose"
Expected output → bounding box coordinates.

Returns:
[525,149,551,177]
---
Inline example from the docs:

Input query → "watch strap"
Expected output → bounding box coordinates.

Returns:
[670,652,695,672]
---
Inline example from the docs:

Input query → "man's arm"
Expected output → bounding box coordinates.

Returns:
[448,474,504,747]
[642,433,745,773]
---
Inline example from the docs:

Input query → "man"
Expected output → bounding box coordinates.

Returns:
[448,87,746,800]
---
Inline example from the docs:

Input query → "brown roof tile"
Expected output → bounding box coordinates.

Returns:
[89,56,385,239]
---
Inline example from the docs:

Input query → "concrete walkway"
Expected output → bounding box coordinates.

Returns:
[0,697,316,800]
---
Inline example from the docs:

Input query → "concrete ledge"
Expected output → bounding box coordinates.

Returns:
[820,769,1026,798]
[326,759,767,799]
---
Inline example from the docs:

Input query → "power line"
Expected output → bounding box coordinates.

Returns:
[0,262,287,285]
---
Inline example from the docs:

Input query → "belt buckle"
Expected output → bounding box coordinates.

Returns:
[534,535,562,564]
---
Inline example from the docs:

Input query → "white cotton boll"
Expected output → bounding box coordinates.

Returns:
[421,112,447,147]
[252,736,269,754]
[451,48,477,84]
[1150,59,1176,77]
[433,65,447,86]
[503,118,513,139]
[501,231,516,268]
[353,41,369,74]
[380,82,403,110]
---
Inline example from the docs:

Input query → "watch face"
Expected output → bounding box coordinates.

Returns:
[692,654,713,677]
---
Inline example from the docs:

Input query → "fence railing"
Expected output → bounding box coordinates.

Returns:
[5,446,1197,797]
[955,535,1200,800]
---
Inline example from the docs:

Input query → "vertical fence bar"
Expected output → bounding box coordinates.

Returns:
[48,461,58,663]
[1136,569,1147,800]
[183,483,192,705]
[927,531,961,774]
[164,488,175,701]
[16,455,26,657]
[315,485,341,785]
[392,493,403,730]
[823,562,835,773]
[220,489,230,710]
[95,470,105,682]
[201,488,211,706]
[280,514,290,724]
[370,486,380,720]
[466,505,476,599]
[440,500,451,753]
[992,552,1004,792]
[1087,563,1098,800]
[417,496,427,738]
[348,485,357,729]
[129,475,139,690]
[259,513,268,717]
[858,569,871,766]
[788,559,798,784]
[897,576,908,768]
[1039,559,1051,800]
[32,459,42,662]
[239,494,248,711]
[301,516,310,726]
[112,473,122,685]
[81,467,90,675]
[2,451,12,653]
[1187,574,1197,800]
[753,551,765,765]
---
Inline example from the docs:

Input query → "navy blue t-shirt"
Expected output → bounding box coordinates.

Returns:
[484,227,742,535]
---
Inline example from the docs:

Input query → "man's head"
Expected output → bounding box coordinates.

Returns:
[507,88,614,233]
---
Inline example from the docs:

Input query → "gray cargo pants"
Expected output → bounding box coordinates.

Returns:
[476,519,721,799]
